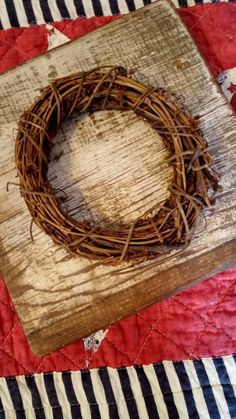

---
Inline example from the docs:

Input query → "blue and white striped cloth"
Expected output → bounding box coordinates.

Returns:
[0,355,236,418]
[0,0,236,30]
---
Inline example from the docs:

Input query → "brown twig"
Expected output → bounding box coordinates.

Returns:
[15,66,219,265]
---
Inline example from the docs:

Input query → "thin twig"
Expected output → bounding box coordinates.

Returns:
[14,66,219,264]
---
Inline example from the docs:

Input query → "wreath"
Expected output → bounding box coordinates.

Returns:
[14,67,219,264]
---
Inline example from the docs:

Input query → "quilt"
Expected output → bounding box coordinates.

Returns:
[0,1,236,417]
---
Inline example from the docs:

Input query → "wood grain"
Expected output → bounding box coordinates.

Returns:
[48,110,173,228]
[0,0,236,355]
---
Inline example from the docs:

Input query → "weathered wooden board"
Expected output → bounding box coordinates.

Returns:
[0,1,236,356]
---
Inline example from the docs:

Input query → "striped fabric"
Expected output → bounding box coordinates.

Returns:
[0,0,236,30]
[0,355,236,418]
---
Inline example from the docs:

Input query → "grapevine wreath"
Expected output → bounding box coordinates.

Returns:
[15,66,219,265]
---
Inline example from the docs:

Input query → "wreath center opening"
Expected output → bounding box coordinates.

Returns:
[48,109,174,229]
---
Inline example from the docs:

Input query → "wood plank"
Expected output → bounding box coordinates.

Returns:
[0,0,236,355]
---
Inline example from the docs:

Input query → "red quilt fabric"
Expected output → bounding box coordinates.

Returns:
[0,4,236,378]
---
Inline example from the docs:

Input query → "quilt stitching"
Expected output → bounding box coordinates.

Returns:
[133,303,176,363]
[172,298,236,347]
[104,335,136,363]
[0,28,32,57]
[0,347,30,374]
[137,313,194,360]
[188,278,236,357]
[182,5,236,75]
[1,317,18,348]
[59,349,83,369]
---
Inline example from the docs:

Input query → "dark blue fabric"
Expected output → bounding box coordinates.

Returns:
[154,363,180,419]
[125,0,136,11]
[135,366,160,419]
[5,0,19,26]
[43,374,63,419]
[81,371,101,419]
[56,0,70,18]
[194,360,221,419]
[99,369,120,419]
[25,375,46,419]
[109,0,120,14]
[92,0,103,15]
[0,396,5,419]
[213,357,236,418]
[39,0,53,23]
[174,361,200,419]
[6,378,26,419]
[62,372,82,419]
[118,368,139,419]
[73,0,86,16]
[22,0,36,24]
